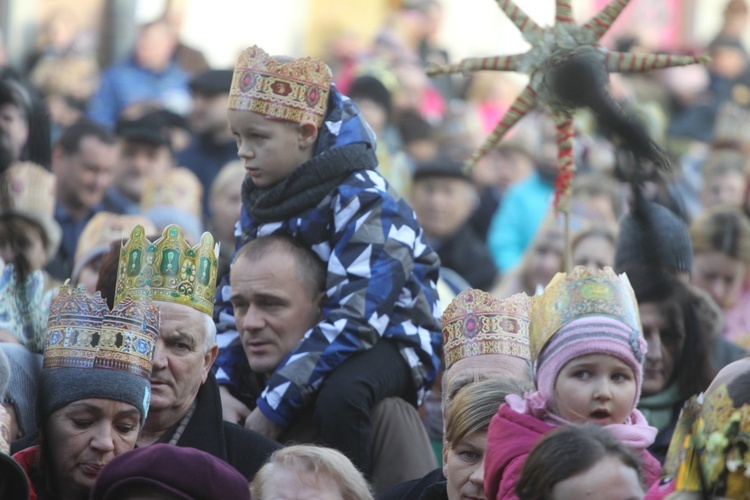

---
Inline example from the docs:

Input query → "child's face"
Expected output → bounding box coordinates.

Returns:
[228,109,314,188]
[553,354,637,426]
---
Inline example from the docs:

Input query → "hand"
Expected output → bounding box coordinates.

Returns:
[245,407,283,440]
[219,385,251,425]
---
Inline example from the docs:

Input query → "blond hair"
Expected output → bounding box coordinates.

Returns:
[250,445,373,500]
[444,377,530,449]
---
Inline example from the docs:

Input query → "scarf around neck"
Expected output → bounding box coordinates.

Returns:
[506,391,658,452]
[241,142,377,224]
[638,382,682,433]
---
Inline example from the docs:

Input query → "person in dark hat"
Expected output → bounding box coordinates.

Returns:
[410,155,499,290]
[90,444,250,500]
[102,110,175,215]
[176,69,237,216]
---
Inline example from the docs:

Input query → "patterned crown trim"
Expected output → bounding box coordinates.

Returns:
[529,266,642,362]
[442,289,531,367]
[115,224,219,316]
[228,45,331,127]
[44,282,160,381]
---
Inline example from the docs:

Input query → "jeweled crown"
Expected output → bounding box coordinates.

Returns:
[44,282,159,380]
[228,45,331,128]
[529,266,642,362]
[442,289,531,369]
[115,225,219,315]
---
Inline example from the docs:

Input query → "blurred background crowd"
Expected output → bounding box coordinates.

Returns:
[1,0,750,494]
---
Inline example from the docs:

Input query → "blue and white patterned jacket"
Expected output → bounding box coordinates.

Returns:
[213,88,442,426]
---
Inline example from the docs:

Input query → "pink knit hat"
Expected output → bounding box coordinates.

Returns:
[536,315,647,412]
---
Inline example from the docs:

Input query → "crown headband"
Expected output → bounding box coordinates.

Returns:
[115,225,219,316]
[442,289,531,368]
[44,282,159,380]
[530,266,642,362]
[228,45,331,127]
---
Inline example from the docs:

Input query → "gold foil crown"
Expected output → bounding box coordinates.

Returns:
[669,385,750,496]
[442,289,531,369]
[140,168,203,219]
[0,162,56,216]
[530,266,642,362]
[228,45,331,127]
[115,224,219,315]
[44,282,160,380]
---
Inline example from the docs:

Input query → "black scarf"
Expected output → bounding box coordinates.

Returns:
[242,143,377,224]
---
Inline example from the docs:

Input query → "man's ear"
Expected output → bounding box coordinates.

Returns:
[297,121,319,150]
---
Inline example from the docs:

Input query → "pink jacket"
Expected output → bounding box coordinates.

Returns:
[484,404,664,500]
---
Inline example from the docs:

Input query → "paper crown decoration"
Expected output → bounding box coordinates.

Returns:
[424,0,707,212]
[666,385,750,497]
[442,289,531,369]
[530,266,642,362]
[0,265,50,353]
[228,45,331,127]
[44,282,159,381]
[115,225,219,315]
[73,212,157,281]
[140,168,203,219]
[0,161,62,259]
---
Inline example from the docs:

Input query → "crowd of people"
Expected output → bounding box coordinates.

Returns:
[1,0,750,498]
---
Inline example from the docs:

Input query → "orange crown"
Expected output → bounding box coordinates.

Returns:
[228,45,331,128]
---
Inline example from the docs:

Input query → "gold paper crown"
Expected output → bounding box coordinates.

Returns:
[529,266,642,362]
[669,385,750,496]
[74,212,157,268]
[44,282,159,380]
[115,224,219,315]
[228,45,331,127]
[0,161,62,259]
[442,289,531,369]
[140,167,203,219]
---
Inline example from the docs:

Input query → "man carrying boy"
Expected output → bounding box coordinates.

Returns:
[214,46,442,477]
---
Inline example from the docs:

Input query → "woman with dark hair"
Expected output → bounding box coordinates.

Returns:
[690,206,750,348]
[628,268,716,463]
[516,424,644,500]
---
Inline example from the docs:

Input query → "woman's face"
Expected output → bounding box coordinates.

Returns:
[550,455,644,500]
[443,429,487,500]
[639,302,685,396]
[692,251,748,309]
[46,398,140,498]
[76,257,103,297]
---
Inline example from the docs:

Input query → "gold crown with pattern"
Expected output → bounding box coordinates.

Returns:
[668,385,750,496]
[228,45,331,127]
[530,266,642,362]
[44,281,159,380]
[442,289,531,369]
[115,224,219,315]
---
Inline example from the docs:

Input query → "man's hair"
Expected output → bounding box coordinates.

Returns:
[56,119,116,155]
[233,234,326,300]
[516,424,644,499]
[202,312,217,353]
[250,445,373,500]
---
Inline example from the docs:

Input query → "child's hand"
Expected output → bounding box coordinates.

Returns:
[219,385,251,425]
[245,407,284,440]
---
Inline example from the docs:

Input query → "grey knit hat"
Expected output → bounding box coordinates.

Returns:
[614,201,693,274]
[39,283,159,425]
[0,343,42,437]
[0,348,9,396]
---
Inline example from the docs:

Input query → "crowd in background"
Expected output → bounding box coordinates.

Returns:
[1,0,750,498]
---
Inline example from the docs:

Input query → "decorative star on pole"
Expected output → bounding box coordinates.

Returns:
[426,0,708,212]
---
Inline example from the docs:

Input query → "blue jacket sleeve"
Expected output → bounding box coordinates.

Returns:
[258,183,441,426]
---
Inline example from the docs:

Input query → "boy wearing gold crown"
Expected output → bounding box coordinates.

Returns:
[215,45,442,476]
